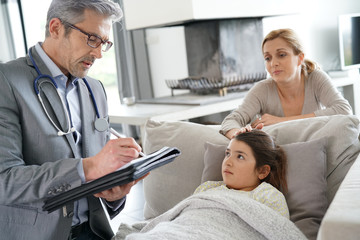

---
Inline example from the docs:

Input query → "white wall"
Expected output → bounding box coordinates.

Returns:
[124,0,298,30]
[263,0,360,71]
[146,26,189,98]
[145,0,360,97]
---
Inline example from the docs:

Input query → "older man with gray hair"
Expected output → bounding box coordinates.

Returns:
[0,1,144,239]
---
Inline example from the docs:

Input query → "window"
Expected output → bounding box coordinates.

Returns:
[19,0,120,112]
[87,30,120,112]
[1,0,26,60]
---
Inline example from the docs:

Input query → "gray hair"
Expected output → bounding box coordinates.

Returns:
[45,0,123,37]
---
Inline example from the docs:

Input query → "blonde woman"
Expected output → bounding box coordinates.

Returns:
[221,28,352,139]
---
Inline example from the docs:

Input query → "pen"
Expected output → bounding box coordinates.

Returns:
[109,127,145,157]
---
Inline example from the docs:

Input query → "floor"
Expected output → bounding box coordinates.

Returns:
[108,180,145,234]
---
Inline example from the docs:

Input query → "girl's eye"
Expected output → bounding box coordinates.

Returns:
[264,56,270,62]
[225,151,230,157]
[279,52,287,57]
[237,154,244,160]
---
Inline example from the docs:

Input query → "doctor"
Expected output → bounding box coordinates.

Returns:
[0,0,143,239]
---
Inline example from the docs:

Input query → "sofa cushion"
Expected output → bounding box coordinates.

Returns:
[143,115,360,222]
[201,138,328,240]
[142,120,228,219]
[284,139,328,240]
[317,155,360,240]
[263,115,360,202]
[201,141,226,183]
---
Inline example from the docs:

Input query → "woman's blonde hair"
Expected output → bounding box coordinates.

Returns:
[262,28,319,78]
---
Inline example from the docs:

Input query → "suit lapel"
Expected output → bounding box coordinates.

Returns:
[27,46,52,78]
[77,78,95,158]
[39,81,69,132]
[39,81,79,157]
[79,79,113,238]
[28,46,78,157]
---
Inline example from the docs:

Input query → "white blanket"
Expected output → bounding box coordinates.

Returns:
[114,188,307,240]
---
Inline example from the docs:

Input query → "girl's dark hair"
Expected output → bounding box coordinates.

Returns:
[235,130,288,192]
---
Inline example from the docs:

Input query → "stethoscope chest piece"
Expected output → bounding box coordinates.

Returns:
[94,118,108,132]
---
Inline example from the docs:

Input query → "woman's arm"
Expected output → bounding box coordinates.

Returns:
[220,82,268,137]
[311,70,353,116]
[250,70,352,128]
[251,113,315,128]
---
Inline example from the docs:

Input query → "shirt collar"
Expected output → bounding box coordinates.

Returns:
[35,42,80,89]
[35,42,65,79]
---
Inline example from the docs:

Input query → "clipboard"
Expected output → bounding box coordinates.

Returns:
[43,146,181,213]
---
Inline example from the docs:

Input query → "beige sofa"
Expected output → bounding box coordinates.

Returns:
[142,115,360,240]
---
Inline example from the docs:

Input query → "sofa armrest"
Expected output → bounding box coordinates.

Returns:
[317,153,360,239]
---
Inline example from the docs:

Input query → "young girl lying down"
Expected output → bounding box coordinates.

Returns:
[194,130,289,217]
[115,130,306,240]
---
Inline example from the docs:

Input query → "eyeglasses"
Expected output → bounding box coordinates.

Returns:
[63,21,113,52]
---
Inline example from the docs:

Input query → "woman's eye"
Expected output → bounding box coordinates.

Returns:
[264,57,270,61]
[279,53,287,57]
[225,151,230,157]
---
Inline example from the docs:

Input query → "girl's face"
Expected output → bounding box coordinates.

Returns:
[262,37,304,84]
[222,139,262,191]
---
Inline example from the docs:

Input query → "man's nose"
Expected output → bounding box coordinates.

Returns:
[91,45,103,59]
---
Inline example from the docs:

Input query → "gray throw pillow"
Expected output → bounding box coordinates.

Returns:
[143,120,228,219]
[201,137,328,240]
[263,115,360,203]
[201,141,225,183]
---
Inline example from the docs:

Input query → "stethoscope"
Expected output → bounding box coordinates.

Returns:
[29,49,109,136]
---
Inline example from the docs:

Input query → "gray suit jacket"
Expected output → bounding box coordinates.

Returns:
[0,46,114,239]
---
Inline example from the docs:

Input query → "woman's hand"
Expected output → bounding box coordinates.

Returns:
[251,113,282,127]
[225,128,242,139]
[252,113,315,127]
[225,124,264,139]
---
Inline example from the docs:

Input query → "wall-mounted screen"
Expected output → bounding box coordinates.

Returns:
[339,13,360,70]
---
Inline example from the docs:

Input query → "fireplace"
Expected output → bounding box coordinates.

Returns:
[163,18,266,96]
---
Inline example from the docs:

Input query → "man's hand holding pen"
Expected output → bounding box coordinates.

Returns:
[82,128,146,202]
[110,128,145,157]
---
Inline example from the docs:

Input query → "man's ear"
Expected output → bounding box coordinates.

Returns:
[258,165,270,180]
[48,18,63,39]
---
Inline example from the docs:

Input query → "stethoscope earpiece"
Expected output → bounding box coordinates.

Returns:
[57,127,76,136]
